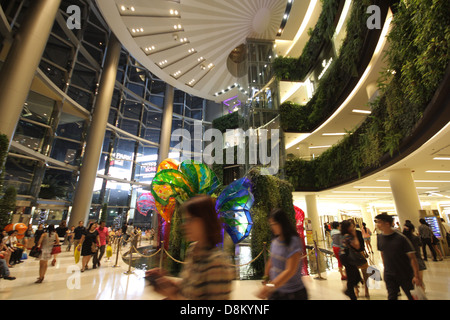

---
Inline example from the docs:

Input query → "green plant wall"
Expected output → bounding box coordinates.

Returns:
[285,0,450,191]
[247,167,296,277]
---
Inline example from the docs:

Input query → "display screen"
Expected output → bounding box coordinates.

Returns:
[424,216,442,238]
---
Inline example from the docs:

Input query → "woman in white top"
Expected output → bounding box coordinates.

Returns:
[36,224,59,283]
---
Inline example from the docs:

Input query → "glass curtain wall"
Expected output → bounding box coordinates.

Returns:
[0,0,215,229]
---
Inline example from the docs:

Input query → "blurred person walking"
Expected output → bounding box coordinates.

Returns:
[35,224,59,283]
[418,219,438,261]
[376,214,422,300]
[93,221,109,268]
[330,221,346,280]
[403,220,427,289]
[257,208,307,300]
[361,222,374,254]
[339,220,363,300]
[146,195,234,300]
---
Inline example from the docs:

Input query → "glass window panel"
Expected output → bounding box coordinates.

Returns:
[128,66,146,85]
[108,108,117,125]
[71,62,98,92]
[174,90,185,103]
[191,109,203,120]
[111,89,122,108]
[40,167,76,201]
[127,82,144,97]
[122,101,142,120]
[3,157,39,195]
[23,91,55,125]
[39,60,66,90]
[149,95,163,108]
[50,138,81,165]
[119,118,139,136]
[83,22,107,51]
[56,119,84,141]
[13,121,46,151]
[144,111,162,128]
[42,35,73,69]
[149,80,165,95]
[105,182,130,206]
[173,103,183,115]
[67,86,93,111]
[142,128,160,144]
[81,41,104,66]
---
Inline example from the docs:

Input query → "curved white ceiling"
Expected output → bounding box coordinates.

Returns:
[96,0,298,102]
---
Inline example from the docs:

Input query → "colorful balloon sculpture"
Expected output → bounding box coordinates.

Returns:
[215,177,254,243]
[136,192,157,217]
[150,159,254,243]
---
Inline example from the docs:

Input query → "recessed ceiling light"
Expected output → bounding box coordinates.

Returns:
[352,109,371,114]
[120,5,126,11]
[130,6,135,11]
[322,133,346,136]
[433,157,450,160]
[426,170,450,173]
[309,145,331,149]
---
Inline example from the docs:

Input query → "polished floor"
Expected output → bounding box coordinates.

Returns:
[1,242,449,300]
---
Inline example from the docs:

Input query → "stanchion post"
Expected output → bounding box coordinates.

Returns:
[159,241,164,270]
[112,236,121,268]
[124,243,134,275]
[313,232,326,280]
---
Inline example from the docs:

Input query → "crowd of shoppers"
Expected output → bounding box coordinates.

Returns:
[1,202,449,301]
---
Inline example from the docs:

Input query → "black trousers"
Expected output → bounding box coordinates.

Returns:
[93,245,105,267]
[384,273,414,300]
[421,237,437,260]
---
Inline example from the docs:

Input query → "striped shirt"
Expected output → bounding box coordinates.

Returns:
[269,236,305,293]
[179,242,234,300]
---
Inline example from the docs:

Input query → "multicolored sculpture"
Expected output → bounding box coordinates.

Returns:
[150,159,254,243]
[215,177,254,243]
[136,192,157,217]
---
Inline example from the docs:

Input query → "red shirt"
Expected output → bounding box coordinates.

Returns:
[96,227,109,246]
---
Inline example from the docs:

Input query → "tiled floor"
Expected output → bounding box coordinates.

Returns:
[1,245,449,300]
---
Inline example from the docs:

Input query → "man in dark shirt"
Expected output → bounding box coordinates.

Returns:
[73,221,86,249]
[375,214,422,300]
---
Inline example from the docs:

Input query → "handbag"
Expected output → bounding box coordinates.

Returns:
[29,246,42,258]
[51,244,61,254]
[341,245,367,267]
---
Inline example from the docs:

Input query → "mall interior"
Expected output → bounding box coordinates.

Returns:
[0,0,449,301]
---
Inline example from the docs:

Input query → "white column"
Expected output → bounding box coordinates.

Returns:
[389,168,422,226]
[305,194,322,241]
[68,34,121,227]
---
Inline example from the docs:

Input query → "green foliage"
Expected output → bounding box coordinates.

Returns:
[0,186,17,229]
[280,0,372,131]
[211,112,242,133]
[273,0,341,81]
[100,203,108,222]
[285,0,450,191]
[247,167,296,277]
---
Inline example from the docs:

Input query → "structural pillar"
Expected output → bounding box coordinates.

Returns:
[389,168,422,227]
[0,0,62,143]
[155,83,174,249]
[157,83,175,163]
[305,194,323,241]
[68,34,121,227]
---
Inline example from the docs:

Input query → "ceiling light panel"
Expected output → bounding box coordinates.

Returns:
[118,2,180,17]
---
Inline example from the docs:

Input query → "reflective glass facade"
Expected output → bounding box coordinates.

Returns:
[0,0,219,228]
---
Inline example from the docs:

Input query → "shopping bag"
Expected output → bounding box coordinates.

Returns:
[74,244,81,264]
[411,285,428,300]
[29,246,42,258]
[106,244,112,258]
